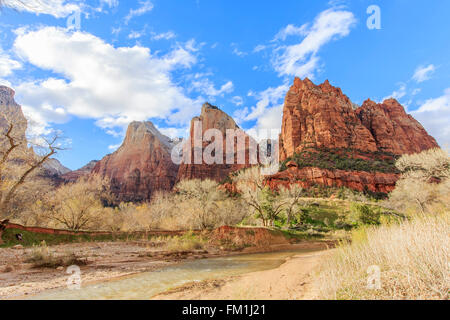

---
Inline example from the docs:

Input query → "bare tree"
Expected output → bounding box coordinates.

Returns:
[278,184,304,226]
[40,175,111,231]
[233,167,285,227]
[0,123,61,219]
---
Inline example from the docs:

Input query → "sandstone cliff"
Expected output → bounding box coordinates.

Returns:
[279,78,438,160]
[356,98,438,154]
[92,121,179,202]
[176,103,254,183]
[275,78,439,194]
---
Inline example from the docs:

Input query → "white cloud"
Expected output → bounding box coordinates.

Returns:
[412,88,422,96]
[383,83,407,102]
[231,43,247,57]
[412,64,436,83]
[231,96,244,106]
[128,30,144,39]
[151,31,176,41]
[412,88,450,148]
[273,8,356,78]
[253,44,267,53]
[108,143,121,151]
[157,126,189,139]
[189,78,234,99]
[244,83,289,121]
[273,23,308,41]
[13,27,200,137]
[2,0,80,18]
[235,83,289,139]
[100,0,119,8]
[0,48,22,77]
[124,0,154,24]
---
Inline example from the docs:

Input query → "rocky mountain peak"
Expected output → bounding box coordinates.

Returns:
[92,120,179,203]
[123,120,174,151]
[0,86,16,106]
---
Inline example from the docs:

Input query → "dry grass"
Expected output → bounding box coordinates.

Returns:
[317,213,449,300]
[165,233,205,252]
[25,242,88,268]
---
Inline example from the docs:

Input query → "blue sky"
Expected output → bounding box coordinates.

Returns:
[0,0,449,170]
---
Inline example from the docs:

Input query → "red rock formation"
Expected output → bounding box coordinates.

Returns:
[92,121,179,202]
[279,78,439,160]
[356,98,439,154]
[265,163,399,194]
[279,78,378,161]
[275,78,439,193]
[176,103,254,183]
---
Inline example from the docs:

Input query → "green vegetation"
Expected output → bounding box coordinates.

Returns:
[280,147,399,173]
[0,228,170,248]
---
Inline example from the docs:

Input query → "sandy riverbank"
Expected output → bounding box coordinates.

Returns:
[153,249,333,300]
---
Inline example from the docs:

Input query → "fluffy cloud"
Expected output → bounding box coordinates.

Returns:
[273,8,356,78]
[412,88,450,148]
[124,0,154,24]
[13,27,200,136]
[2,0,80,18]
[412,64,436,83]
[0,49,21,77]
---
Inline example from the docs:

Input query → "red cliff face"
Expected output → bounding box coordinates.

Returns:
[279,78,378,161]
[92,121,179,202]
[279,78,439,160]
[176,103,253,183]
[266,164,399,194]
[356,98,439,154]
[275,78,439,193]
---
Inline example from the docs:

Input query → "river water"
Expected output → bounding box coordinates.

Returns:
[29,248,320,300]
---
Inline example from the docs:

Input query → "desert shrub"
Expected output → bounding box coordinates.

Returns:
[387,148,450,214]
[354,204,381,226]
[317,213,449,300]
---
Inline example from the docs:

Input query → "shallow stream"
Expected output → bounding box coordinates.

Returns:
[30,248,320,300]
